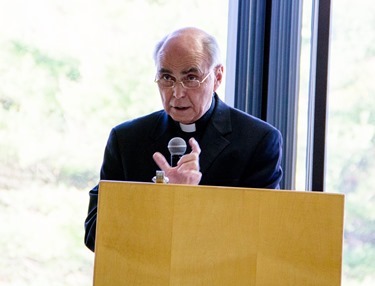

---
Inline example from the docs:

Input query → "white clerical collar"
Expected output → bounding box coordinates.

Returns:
[179,122,196,133]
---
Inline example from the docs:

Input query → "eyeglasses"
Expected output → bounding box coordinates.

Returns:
[154,72,211,89]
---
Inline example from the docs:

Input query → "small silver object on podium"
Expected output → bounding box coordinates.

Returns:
[152,170,169,184]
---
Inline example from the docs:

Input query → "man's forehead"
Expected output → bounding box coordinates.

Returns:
[156,49,208,75]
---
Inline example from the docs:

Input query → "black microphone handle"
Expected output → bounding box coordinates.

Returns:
[170,154,183,167]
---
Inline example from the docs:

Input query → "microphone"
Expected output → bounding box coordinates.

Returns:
[168,137,187,167]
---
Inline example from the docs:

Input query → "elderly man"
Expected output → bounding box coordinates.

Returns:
[84,27,283,252]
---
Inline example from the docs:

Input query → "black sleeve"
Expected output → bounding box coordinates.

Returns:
[241,128,283,189]
[84,185,98,252]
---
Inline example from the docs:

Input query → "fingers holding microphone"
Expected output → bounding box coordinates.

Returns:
[152,137,202,185]
[175,137,202,184]
[176,137,201,169]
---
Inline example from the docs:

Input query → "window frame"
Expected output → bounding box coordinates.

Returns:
[226,0,331,191]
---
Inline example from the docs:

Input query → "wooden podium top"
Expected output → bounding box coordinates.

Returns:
[94,181,344,286]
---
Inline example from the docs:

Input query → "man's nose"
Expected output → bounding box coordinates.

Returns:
[172,82,186,99]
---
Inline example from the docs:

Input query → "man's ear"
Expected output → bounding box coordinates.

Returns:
[213,65,224,91]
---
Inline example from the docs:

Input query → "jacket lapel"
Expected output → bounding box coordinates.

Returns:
[147,111,172,157]
[199,97,232,174]
[149,110,170,141]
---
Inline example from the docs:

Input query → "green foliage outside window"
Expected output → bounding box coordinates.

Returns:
[0,1,228,285]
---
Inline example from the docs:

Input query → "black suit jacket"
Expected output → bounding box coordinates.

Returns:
[84,94,283,251]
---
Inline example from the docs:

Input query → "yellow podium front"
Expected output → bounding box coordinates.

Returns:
[93,181,344,286]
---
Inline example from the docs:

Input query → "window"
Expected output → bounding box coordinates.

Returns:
[297,0,375,284]
[229,1,375,284]
[327,0,375,284]
[0,1,228,284]
[295,0,312,190]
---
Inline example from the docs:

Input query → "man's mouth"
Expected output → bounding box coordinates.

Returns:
[173,106,189,111]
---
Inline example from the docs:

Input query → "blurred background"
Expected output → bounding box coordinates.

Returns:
[0,0,374,285]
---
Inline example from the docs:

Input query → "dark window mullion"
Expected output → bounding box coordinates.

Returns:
[306,0,331,192]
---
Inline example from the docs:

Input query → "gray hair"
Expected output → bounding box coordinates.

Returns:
[153,28,222,69]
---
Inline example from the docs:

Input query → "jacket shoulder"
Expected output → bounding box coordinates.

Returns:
[113,110,166,133]
[215,98,280,136]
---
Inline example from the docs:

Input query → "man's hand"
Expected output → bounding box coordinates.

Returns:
[152,138,202,185]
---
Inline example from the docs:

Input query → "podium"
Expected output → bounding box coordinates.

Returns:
[93,181,344,286]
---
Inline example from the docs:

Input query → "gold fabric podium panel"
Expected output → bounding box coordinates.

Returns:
[94,181,344,286]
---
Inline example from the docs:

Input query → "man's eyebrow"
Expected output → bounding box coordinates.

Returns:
[181,67,201,74]
[157,68,172,74]
[157,67,202,74]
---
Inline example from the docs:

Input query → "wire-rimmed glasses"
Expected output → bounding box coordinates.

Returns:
[155,71,211,89]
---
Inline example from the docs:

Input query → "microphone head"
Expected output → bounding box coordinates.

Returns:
[168,137,187,155]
